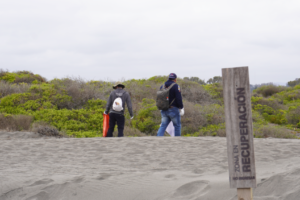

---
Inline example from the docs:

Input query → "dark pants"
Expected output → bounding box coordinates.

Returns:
[106,113,125,137]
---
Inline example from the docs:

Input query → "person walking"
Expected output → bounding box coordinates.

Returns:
[104,82,133,137]
[157,73,184,136]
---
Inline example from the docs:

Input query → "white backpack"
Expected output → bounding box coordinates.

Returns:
[113,97,123,111]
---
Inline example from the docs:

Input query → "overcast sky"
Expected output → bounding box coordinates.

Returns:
[1,0,299,84]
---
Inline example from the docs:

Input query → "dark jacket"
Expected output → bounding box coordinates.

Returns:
[160,80,184,109]
[105,89,133,117]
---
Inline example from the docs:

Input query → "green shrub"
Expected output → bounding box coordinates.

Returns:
[2,69,300,138]
[183,77,206,85]
[252,110,268,125]
[273,88,300,104]
[68,130,103,138]
[132,98,160,135]
[194,123,226,137]
[287,78,300,87]
[84,99,107,110]
[252,103,286,124]
[286,106,300,125]
[0,69,46,84]
[203,83,223,103]
[32,108,105,133]
[148,76,168,83]
[206,76,222,84]
[254,85,287,97]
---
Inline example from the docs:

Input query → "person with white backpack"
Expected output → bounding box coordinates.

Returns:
[104,82,134,137]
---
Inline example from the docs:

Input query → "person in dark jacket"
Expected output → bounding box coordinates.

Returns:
[157,73,184,136]
[104,82,133,137]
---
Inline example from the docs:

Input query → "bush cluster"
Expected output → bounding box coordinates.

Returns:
[253,123,297,139]
[0,114,33,131]
[287,78,300,87]
[0,81,31,98]
[0,69,46,84]
[32,121,62,137]
[1,69,300,138]
[254,85,287,97]
[252,84,300,128]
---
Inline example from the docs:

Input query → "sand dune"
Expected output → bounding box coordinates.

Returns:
[1,132,300,200]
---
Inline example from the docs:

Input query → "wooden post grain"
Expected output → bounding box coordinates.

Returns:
[222,67,256,196]
[237,188,253,200]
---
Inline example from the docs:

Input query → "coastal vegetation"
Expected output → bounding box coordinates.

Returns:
[0,69,299,138]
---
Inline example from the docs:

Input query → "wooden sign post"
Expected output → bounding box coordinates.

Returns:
[222,67,256,200]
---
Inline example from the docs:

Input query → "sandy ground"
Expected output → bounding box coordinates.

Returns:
[1,132,300,200]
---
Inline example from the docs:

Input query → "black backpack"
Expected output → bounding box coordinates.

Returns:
[156,83,176,110]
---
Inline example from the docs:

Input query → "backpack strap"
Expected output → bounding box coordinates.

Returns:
[170,98,176,105]
[162,82,176,90]
[168,83,176,89]
[168,83,177,106]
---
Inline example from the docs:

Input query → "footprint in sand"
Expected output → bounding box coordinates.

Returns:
[192,168,204,174]
[25,191,50,200]
[29,178,54,186]
[165,174,176,178]
[96,174,111,181]
[171,180,210,198]
[73,176,85,183]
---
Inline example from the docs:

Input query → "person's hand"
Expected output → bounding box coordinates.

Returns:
[130,116,134,120]
[180,108,184,116]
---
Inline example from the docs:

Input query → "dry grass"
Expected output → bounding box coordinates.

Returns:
[216,128,226,137]
[126,81,160,103]
[0,114,65,137]
[32,121,63,137]
[181,101,207,133]
[123,126,147,137]
[254,124,297,139]
[181,101,225,134]
[0,81,31,98]
[51,77,112,109]
[180,82,215,105]
[0,114,33,131]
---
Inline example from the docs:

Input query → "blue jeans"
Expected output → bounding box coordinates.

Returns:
[157,107,181,136]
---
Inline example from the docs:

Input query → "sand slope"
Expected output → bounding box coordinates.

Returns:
[1,132,300,200]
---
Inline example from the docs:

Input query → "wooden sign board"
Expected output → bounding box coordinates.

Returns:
[222,66,257,188]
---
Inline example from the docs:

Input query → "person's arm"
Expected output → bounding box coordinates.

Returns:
[105,92,113,114]
[125,92,134,117]
[175,84,183,109]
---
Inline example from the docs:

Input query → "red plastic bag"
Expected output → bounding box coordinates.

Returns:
[103,114,110,137]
